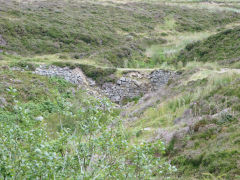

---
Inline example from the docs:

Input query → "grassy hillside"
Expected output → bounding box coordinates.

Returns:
[177,26,240,65]
[125,67,240,179]
[0,0,240,67]
[1,0,240,179]
[171,76,240,179]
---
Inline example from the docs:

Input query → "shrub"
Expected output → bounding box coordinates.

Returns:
[0,70,175,179]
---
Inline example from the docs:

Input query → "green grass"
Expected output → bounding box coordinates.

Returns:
[0,67,178,179]
[0,0,240,67]
[0,68,117,136]
[143,31,213,68]
[176,26,240,65]
[131,68,239,128]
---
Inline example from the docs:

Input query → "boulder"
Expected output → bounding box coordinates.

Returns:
[35,116,44,121]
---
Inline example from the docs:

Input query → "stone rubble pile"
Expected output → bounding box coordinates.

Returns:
[101,70,178,103]
[102,77,150,103]
[149,69,177,90]
[34,65,85,85]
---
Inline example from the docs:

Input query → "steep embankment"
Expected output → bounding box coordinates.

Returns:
[177,26,240,66]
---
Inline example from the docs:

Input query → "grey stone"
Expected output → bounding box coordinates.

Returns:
[126,35,134,41]
[149,69,178,90]
[35,116,44,121]
[34,65,86,86]
[0,35,6,46]
[0,96,7,108]
[117,80,122,85]
[133,80,141,87]
[111,95,121,102]
[120,77,126,82]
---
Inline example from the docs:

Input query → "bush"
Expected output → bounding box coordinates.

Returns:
[0,70,175,179]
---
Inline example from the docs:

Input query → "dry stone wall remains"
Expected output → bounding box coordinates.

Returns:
[33,65,179,104]
[101,70,179,103]
[34,65,86,85]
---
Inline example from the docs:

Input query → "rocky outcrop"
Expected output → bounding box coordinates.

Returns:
[34,65,106,101]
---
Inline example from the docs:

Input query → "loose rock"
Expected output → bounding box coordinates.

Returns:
[0,96,7,108]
